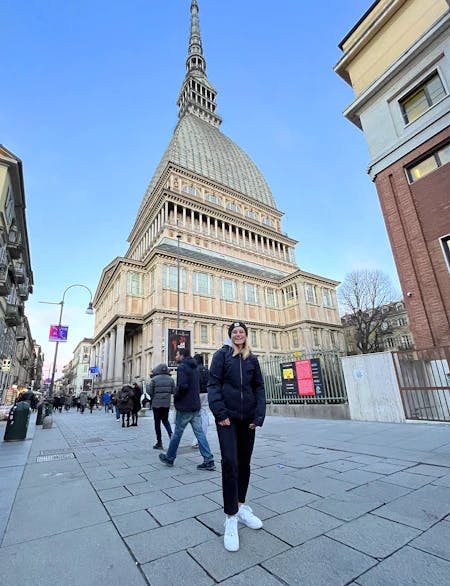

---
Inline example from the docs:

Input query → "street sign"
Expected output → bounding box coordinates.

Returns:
[1,358,12,372]
[49,325,69,342]
[89,366,99,375]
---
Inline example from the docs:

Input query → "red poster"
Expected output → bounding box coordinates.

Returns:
[295,360,315,396]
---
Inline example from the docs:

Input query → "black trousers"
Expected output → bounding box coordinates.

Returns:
[152,407,172,442]
[216,418,255,516]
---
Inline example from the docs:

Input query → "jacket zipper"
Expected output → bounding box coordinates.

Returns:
[240,355,243,419]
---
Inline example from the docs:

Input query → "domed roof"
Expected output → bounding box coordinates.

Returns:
[145,114,275,208]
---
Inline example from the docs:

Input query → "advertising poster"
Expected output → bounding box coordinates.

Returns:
[280,362,298,397]
[295,360,315,396]
[49,325,69,342]
[167,329,191,368]
[280,359,325,397]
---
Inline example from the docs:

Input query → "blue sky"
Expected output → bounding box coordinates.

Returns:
[1,0,400,376]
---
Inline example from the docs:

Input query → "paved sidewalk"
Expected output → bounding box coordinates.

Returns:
[0,409,450,585]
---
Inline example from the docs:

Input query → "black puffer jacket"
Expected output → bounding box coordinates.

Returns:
[208,346,266,426]
[174,357,201,412]
[149,364,175,409]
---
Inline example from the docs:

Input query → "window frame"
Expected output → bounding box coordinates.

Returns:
[244,282,258,305]
[127,271,144,296]
[406,141,450,183]
[399,71,446,125]
[192,271,214,296]
[440,234,450,272]
[221,278,238,301]
[265,287,278,308]
[162,265,187,291]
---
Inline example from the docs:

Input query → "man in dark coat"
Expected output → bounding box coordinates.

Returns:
[159,348,215,470]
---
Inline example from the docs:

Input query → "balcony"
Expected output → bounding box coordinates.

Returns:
[18,282,30,301]
[6,226,23,260]
[0,264,11,296]
[12,261,25,284]
[5,302,21,326]
[16,326,26,341]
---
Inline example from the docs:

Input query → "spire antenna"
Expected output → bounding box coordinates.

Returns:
[177,0,222,127]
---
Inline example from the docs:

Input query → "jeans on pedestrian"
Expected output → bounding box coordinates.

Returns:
[115,405,120,419]
[152,407,172,442]
[166,410,214,463]
[199,393,209,437]
[216,418,255,516]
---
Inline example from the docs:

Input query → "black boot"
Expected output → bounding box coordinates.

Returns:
[153,441,163,450]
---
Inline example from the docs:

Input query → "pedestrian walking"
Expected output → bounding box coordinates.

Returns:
[208,321,266,552]
[148,363,174,449]
[131,382,141,426]
[111,390,120,420]
[118,384,133,427]
[159,348,215,470]
[78,392,87,414]
[88,392,97,413]
[192,354,209,448]
[103,390,112,413]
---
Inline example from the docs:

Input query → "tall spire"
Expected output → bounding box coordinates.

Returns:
[177,0,222,127]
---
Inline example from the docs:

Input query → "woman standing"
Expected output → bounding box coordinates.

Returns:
[208,321,266,552]
[149,363,174,449]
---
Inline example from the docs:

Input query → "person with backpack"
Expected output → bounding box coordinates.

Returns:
[158,348,215,471]
[118,384,133,427]
[192,354,209,448]
[148,363,174,450]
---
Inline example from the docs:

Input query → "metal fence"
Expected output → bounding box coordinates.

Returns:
[393,347,450,422]
[258,350,347,405]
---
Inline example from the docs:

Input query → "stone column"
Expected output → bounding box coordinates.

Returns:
[107,330,116,383]
[114,321,125,383]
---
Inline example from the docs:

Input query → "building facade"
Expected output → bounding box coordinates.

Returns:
[342,300,414,355]
[92,1,344,390]
[0,145,35,402]
[335,0,450,350]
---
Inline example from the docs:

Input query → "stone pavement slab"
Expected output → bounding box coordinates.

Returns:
[409,518,450,561]
[0,522,146,586]
[262,535,376,585]
[326,512,421,558]
[356,546,450,585]
[141,550,214,585]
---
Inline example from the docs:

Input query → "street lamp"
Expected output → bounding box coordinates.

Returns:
[176,226,182,329]
[40,284,94,398]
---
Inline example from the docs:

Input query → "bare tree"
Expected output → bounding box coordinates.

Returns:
[339,270,398,354]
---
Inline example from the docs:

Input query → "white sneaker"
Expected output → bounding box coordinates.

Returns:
[191,442,198,448]
[237,504,263,529]
[223,515,239,552]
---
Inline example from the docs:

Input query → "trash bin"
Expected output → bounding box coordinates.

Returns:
[3,402,31,441]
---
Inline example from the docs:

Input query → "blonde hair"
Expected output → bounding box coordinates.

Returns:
[231,339,252,360]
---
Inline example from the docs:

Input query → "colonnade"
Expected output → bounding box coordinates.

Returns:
[91,321,125,388]
[130,201,296,264]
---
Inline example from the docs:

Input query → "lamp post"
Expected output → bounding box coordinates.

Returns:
[176,227,181,329]
[40,284,94,398]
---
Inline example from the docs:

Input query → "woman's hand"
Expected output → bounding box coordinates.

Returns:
[249,423,256,429]
[218,418,231,426]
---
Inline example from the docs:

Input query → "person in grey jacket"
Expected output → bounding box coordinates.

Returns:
[149,363,174,449]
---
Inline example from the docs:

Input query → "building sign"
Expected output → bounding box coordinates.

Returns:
[49,325,69,342]
[167,329,191,368]
[280,359,325,397]
[89,366,99,375]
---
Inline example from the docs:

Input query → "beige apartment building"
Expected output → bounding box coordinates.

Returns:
[92,1,343,389]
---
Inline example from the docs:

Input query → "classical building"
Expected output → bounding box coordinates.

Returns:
[92,1,343,389]
[335,0,450,350]
[0,145,34,401]
[342,300,414,355]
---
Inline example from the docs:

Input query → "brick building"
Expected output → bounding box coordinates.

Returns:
[335,0,450,350]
